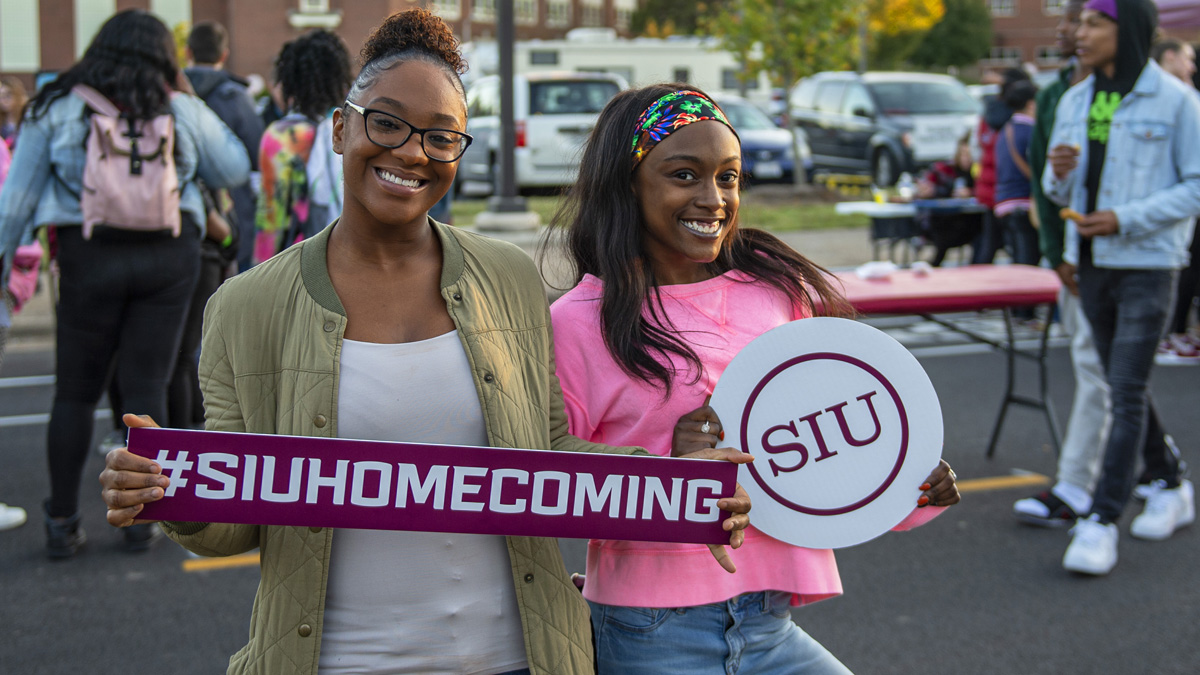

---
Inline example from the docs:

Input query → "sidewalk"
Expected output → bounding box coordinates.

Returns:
[6,225,876,349]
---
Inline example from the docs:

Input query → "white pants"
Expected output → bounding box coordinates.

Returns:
[1057,288,1110,492]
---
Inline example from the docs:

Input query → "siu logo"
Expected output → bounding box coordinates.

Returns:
[740,353,908,517]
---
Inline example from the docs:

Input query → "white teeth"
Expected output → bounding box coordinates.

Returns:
[378,169,421,188]
[681,220,721,235]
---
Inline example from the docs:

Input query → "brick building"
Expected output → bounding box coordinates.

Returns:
[0,0,639,92]
[981,0,1067,72]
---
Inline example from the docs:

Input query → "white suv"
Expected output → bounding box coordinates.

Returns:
[458,71,627,195]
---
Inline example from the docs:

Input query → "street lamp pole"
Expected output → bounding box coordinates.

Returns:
[476,0,540,231]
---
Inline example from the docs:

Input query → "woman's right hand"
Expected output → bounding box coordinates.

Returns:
[98,414,169,527]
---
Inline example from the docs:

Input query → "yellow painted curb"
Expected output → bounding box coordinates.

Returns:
[957,473,1050,494]
[182,552,260,572]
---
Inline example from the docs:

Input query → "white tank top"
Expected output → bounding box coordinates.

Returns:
[318,332,528,675]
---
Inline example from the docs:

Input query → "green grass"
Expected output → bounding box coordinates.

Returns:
[451,194,870,232]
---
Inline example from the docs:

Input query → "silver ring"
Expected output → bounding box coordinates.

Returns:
[701,421,711,434]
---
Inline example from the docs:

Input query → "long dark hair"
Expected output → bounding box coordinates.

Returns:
[274,29,353,121]
[548,83,853,394]
[30,10,178,121]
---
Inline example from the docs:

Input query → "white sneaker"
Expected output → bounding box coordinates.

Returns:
[1130,480,1195,541]
[0,503,27,531]
[1063,515,1119,575]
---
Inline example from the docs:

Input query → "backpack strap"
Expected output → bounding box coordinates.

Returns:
[71,84,121,118]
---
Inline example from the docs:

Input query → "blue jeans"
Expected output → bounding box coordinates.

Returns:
[1078,262,1183,523]
[590,592,853,675]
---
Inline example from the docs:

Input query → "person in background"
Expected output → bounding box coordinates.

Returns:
[0,75,27,149]
[993,79,1041,270]
[0,10,250,559]
[915,134,979,266]
[1150,38,1200,362]
[254,29,352,265]
[185,20,264,273]
[549,83,960,674]
[0,129,28,532]
[973,67,1033,264]
[1045,0,1197,576]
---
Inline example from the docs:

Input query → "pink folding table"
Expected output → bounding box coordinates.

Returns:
[834,264,1063,457]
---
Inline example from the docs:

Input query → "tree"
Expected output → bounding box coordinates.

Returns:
[632,0,732,36]
[909,0,994,69]
[865,0,946,70]
[704,0,860,94]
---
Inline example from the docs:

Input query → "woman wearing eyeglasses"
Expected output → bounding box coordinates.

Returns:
[98,10,750,675]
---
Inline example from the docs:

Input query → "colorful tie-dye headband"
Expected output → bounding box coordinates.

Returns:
[630,90,737,169]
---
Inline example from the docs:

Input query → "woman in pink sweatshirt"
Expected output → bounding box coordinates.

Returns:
[549,84,961,674]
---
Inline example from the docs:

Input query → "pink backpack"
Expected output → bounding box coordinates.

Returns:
[72,84,181,239]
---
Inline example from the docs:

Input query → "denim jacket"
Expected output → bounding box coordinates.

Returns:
[0,90,251,283]
[1043,60,1200,270]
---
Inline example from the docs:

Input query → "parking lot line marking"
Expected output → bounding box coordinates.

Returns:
[182,552,260,572]
[0,375,56,389]
[957,473,1050,493]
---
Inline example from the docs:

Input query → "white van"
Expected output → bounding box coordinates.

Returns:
[458,71,627,195]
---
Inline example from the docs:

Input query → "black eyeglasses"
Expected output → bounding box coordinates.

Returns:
[344,100,473,162]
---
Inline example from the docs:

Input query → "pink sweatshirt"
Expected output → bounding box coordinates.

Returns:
[551,271,942,608]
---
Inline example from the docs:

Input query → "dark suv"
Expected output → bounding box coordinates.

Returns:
[788,71,980,186]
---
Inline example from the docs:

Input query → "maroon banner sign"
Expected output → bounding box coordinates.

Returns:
[129,428,737,544]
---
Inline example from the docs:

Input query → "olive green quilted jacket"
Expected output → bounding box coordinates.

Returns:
[162,220,642,674]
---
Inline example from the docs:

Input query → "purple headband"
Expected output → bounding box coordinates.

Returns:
[630,90,736,169]
[1084,0,1118,20]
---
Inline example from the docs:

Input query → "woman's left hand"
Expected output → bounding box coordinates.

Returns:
[918,459,960,508]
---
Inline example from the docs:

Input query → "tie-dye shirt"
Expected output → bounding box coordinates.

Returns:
[255,113,317,265]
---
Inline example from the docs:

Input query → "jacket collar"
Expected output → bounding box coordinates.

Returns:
[300,217,465,318]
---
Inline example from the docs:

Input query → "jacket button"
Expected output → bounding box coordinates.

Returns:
[453,292,463,301]
[314,415,327,428]
[524,573,534,583]
[323,321,335,332]
[298,624,312,637]
[483,373,494,383]
[309,527,322,534]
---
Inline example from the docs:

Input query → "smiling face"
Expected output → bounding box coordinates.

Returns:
[632,120,741,285]
[332,59,465,234]
[1076,9,1119,76]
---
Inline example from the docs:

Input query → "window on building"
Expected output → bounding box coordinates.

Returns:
[430,0,461,20]
[615,0,636,30]
[547,0,571,27]
[1043,0,1066,14]
[990,0,1017,16]
[515,0,537,25]
[473,0,496,22]
[673,67,690,84]
[298,0,330,12]
[1036,45,1062,63]
[988,46,1023,62]
[582,0,604,26]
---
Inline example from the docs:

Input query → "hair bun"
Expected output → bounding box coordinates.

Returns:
[360,8,466,75]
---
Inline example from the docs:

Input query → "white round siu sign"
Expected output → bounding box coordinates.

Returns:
[709,317,943,549]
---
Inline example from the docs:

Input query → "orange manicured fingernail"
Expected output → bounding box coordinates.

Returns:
[917,495,930,506]
[719,431,725,441]
[920,483,931,491]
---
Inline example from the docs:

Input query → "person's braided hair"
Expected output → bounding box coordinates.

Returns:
[274,29,353,121]
[348,8,468,104]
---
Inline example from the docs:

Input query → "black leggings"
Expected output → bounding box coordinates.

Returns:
[1170,229,1200,334]
[46,226,199,518]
